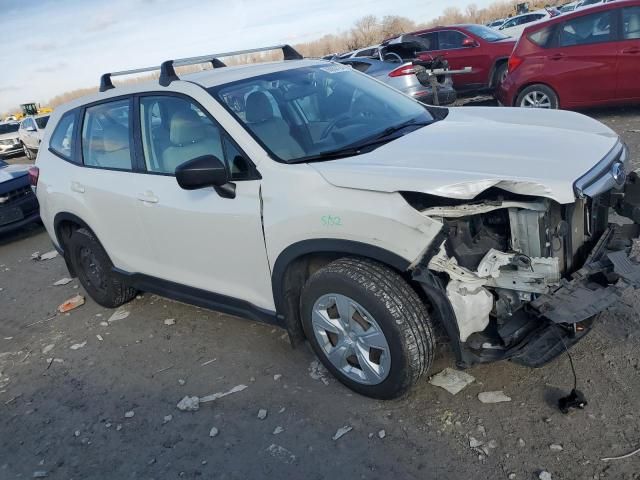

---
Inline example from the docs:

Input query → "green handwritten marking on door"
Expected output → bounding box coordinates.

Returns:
[321,215,342,227]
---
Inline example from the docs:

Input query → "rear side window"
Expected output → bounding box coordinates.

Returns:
[49,111,76,161]
[528,26,554,47]
[438,30,468,49]
[558,11,612,47]
[35,116,50,129]
[82,99,132,170]
[623,6,640,40]
[417,32,438,50]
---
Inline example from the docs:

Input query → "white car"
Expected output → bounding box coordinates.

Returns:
[498,10,553,37]
[486,18,506,29]
[19,114,50,160]
[33,45,640,399]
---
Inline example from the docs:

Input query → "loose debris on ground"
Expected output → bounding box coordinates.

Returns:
[57,295,85,313]
[429,368,475,395]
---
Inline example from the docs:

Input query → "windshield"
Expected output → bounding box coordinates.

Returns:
[210,63,433,163]
[0,124,19,134]
[465,24,510,41]
[35,116,50,129]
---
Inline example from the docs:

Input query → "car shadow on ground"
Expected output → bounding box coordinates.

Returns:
[0,222,45,247]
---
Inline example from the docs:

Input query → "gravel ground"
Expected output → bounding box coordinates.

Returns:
[1,106,640,480]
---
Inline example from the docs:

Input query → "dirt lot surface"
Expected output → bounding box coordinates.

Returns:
[1,106,640,480]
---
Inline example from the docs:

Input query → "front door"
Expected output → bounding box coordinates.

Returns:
[431,30,488,87]
[134,94,274,311]
[616,5,640,100]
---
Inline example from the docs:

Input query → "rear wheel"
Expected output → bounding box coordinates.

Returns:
[67,228,137,308]
[300,257,434,399]
[492,63,508,89]
[22,143,33,160]
[516,84,559,109]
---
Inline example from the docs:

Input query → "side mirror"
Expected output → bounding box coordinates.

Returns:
[26,126,36,132]
[462,38,479,47]
[175,155,235,198]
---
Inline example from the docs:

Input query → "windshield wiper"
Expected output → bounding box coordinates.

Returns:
[290,119,433,163]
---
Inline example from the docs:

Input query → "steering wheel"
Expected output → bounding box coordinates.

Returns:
[383,52,403,63]
[320,113,354,140]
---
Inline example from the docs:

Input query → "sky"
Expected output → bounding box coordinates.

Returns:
[0,0,493,114]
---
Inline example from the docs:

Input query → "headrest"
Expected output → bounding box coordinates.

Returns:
[169,109,207,146]
[245,91,274,123]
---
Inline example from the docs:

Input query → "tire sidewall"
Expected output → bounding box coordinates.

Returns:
[301,269,413,399]
[67,229,117,307]
[516,84,559,109]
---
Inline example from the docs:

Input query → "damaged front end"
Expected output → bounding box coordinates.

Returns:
[408,142,640,369]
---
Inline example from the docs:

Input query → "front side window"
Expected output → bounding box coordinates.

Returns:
[623,6,640,40]
[35,116,50,130]
[212,63,433,163]
[558,11,612,47]
[139,95,251,179]
[438,30,469,49]
[49,111,76,161]
[82,99,132,170]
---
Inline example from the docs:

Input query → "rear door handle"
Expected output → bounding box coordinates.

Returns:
[71,181,85,194]
[621,47,640,54]
[549,53,565,61]
[137,191,159,204]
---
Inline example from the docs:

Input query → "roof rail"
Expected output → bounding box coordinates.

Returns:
[99,65,161,92]
[99,44,303,91]
[158,44,303,86]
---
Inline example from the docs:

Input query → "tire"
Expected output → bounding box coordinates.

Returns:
[300,257,434,399]
[22,143,33,160]
[492,63,508,89]
[66,228,137,308]
[515,84,559,109]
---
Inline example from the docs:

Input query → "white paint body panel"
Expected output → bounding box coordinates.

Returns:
[312,107,618,204]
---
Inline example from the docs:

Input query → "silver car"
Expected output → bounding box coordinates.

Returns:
[338,57,457,106]
[0,122,22,159]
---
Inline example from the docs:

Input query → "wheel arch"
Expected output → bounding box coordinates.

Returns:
[271,239,411,346]
[488,57,509,88]
[53,212,100,277]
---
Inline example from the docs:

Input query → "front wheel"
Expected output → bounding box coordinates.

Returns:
[300,258,434,399]
[22,143,33,160]
[516,84,559,109]
[66,228,137,308]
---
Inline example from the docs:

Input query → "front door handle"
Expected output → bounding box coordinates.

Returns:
[71,181,85,194]
[621,47,640,54]
[137,191,159,204]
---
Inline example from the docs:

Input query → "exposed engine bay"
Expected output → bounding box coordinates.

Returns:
[405,173,640,368]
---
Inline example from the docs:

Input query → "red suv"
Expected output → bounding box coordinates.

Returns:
[498,0,640,109]
[404,24,517,92]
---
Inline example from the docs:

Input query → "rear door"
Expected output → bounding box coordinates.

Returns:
[543,9,617,106]
[133,91,274,311]
[21,118,37,149]
[76,97,154,274]
[616,5,640,100]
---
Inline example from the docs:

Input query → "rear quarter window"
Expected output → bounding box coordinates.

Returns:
[49,111,77,162]
[528,26,555,47]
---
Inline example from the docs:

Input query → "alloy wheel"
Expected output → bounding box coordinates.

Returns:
[520,91,552,108]
[311,293,391,385]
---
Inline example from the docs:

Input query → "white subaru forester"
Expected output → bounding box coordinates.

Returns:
[33,45,640,399]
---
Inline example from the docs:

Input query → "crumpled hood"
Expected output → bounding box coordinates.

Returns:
[0,131,20,141]
[311,107,619,204]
